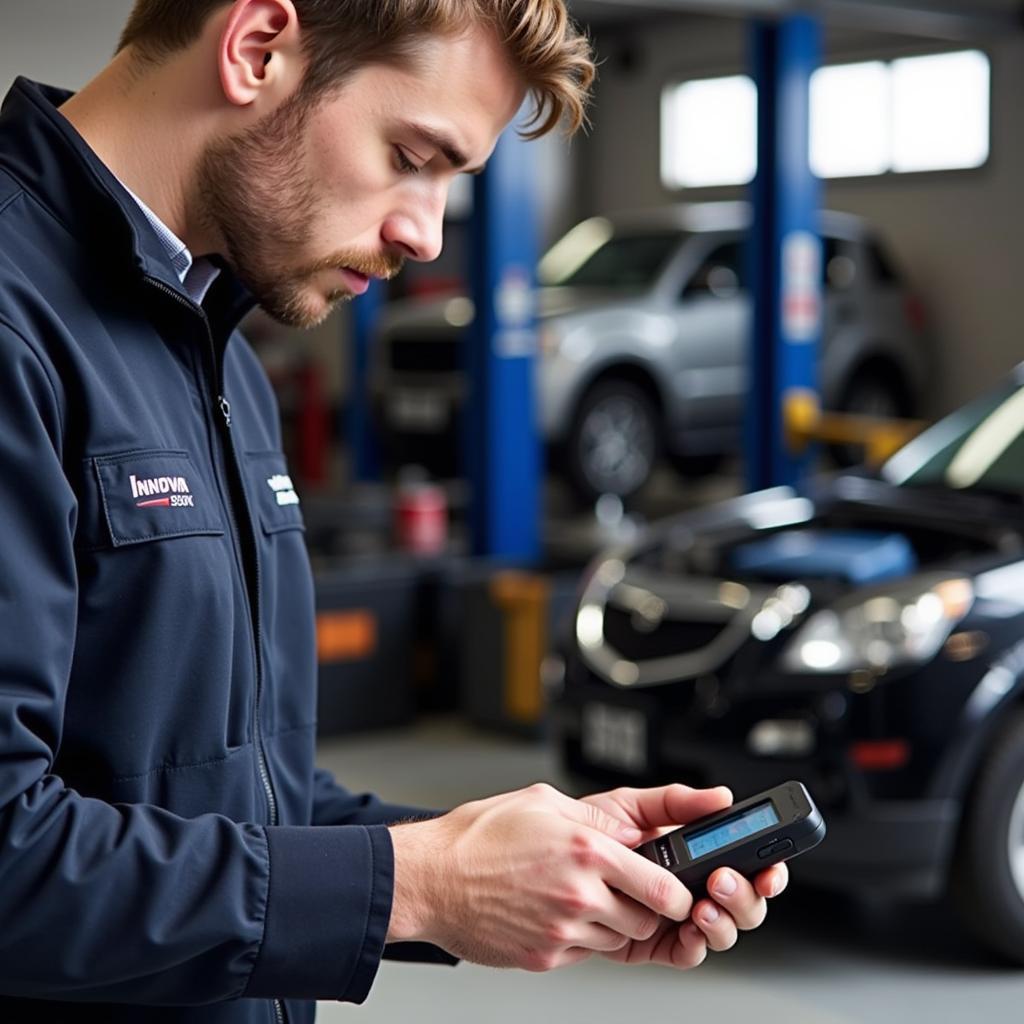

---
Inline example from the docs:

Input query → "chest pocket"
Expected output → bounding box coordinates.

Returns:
[243,451,305,535]
[90,449,224,547]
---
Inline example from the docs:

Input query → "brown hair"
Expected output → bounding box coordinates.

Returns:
[118,0,595,137]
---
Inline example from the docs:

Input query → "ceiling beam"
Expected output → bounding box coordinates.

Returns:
[817,1,1022,42]
[572,0,1023,41]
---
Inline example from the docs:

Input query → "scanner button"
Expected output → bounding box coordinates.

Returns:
[758,838,795,859]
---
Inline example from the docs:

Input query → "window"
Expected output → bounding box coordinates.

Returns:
[890,51,990,173]
[661,49,990,188]
[810,62,890,178]
[660,75,757,189]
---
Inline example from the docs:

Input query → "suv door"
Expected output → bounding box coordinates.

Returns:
[665,234,750,453]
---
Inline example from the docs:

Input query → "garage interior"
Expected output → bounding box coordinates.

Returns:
[7,0,1024,1020]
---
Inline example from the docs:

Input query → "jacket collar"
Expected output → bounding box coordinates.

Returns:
[0,77,255,328]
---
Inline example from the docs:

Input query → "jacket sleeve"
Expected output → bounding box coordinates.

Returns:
[310,766,437,827]
[310,768,460,967]
[0,321,391,1006]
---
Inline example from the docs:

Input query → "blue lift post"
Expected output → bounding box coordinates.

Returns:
[348,280,383,482]
[746,14,824,492]
[465,124,542,562]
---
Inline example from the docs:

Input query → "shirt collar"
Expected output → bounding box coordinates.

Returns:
[122,186,221,306]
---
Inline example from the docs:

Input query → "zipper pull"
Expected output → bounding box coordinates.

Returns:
[218,395,232,428]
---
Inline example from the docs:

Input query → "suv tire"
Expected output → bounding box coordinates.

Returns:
[831,367,911,467]
[952,707,1024,964]
[566,379,660,504]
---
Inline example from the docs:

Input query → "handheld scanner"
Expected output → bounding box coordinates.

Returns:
[636,780,826,891]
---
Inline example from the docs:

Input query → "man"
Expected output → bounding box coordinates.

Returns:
[0,1,788,1021]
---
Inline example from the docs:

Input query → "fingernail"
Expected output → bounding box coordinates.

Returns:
[701,904,719,923]
[620,826,643,844]
[770,877,783,898]
[713,872,737,897]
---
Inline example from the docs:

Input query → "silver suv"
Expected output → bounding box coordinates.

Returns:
[371,202,930,502]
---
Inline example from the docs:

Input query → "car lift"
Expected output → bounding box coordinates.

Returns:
[346,0,1015,555]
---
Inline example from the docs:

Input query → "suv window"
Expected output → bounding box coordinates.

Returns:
[824,235,858,291]
[687,235,851,299]
[685,240,746,299]
[552,231,683,289]
[862,239,901,285]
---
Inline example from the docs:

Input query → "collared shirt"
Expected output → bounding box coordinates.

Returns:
[125,186,221,305]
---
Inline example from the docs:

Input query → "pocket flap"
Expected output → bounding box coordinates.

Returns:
[244,451,305,535]
[94,450,224,547]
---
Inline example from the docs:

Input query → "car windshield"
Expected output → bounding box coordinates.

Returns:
[539,219,683,290]
[882,369,1024,496]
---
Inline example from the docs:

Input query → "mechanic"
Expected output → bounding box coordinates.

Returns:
[0,1,788,1021]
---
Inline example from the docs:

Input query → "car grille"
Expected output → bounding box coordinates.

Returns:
[389,336,462,374]
[603,605,726,662]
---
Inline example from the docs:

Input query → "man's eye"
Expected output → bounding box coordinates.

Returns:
[395,147,421,175]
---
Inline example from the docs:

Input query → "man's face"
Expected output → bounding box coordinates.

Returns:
[196,24,526,328]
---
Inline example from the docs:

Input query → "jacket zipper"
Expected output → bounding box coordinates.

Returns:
[145,279,285,1024]
[213,392,278,826]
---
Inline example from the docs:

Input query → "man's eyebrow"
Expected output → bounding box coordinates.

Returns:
[402,121,487,175]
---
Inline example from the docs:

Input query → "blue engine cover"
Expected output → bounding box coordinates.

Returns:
[730,530,917,585]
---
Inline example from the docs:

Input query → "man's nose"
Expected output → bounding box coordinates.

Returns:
[381,200,445,264]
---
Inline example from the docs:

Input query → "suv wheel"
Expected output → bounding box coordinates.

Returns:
[566,379,659,504]
[952,708,1024,964]
[831,368,910,467]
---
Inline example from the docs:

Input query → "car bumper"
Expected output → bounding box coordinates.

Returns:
[551,698,960,900]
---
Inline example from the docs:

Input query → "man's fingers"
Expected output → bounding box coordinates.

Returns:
[754,862,789,899]
[555,789,644,845]
[593,891,662,942]
[692,898,740,952]
[594,840,694,921]
[668,922,708,970]
[564,922,632,953]
[586,784,733,834]
[553,948,595,969]
[707,869,768,931]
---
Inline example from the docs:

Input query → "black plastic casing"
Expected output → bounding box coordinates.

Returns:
[636,781,826,890]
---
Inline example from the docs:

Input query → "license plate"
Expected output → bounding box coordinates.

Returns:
[387,390,448,432]
[581,703,648,774]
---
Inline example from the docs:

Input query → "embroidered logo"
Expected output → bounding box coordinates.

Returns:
[130,474,195,509]
[267,473,300,507]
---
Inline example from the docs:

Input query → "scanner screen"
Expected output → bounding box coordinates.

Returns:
[684,802,780,860]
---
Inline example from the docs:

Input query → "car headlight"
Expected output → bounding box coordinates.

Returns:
[780,575,974,674]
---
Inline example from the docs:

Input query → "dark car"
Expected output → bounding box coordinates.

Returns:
[550,366,1024,962]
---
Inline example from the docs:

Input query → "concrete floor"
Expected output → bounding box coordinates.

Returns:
[314,718,1024,1023]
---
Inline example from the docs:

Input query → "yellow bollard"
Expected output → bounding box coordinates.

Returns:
[490,572,550,725]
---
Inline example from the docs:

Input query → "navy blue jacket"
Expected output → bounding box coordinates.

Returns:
[0,78,447,1023]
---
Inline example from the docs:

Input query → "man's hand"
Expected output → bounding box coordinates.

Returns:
[387,783,695,971]
[582,784,789,967]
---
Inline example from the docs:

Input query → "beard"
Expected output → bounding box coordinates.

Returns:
[193,96,404,329]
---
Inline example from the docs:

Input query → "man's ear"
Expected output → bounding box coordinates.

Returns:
[217,0,303,108]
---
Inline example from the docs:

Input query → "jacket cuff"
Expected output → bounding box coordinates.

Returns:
[245,824,393,1003]
[384,942,459,965]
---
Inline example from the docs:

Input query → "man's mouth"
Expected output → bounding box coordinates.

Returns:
[337,267,371,296]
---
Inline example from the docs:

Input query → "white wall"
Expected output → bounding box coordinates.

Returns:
[1,0,134,90]
[582,13,1024,416]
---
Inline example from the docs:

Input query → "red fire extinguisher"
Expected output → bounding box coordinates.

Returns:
[394,468,448,556]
